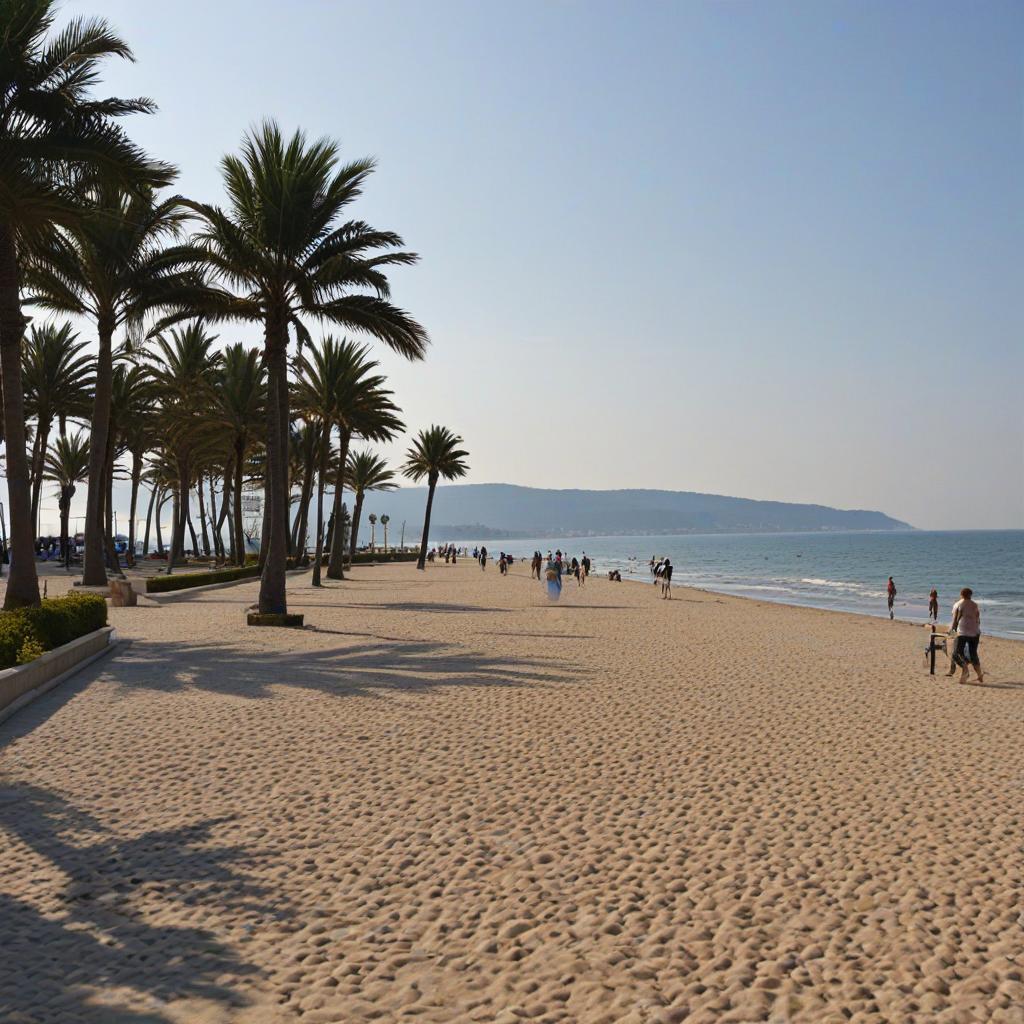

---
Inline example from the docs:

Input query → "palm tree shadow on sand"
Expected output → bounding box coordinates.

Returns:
[86,636,583,702]
[0,784,284,1023]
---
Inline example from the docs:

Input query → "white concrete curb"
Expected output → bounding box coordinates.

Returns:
[0,626,119,725]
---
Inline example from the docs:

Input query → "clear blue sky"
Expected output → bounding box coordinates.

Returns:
[51,0,1022,531]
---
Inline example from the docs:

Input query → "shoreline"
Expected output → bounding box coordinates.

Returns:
[612,570,1024,644]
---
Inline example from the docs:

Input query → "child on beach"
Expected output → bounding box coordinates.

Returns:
[887,577,897,619]
[948,587,984,684]
[661,558,673,599]
[928,589,939,622]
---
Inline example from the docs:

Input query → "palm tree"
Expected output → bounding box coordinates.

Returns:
[42,431,89,569]
[0,1,171,607]
[212,344,265,564]
[145,324,222,572]
[25,186,197,587]
[324,368,404,580]
[367,513,378,553]
[402,427,470,571]
[108,358,154,568]
[21,321,94,531]
[347,450,396,562]
[187,120,427,616]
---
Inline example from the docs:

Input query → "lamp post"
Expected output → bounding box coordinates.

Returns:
[380,514,390,553]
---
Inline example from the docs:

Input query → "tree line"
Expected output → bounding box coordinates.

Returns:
[0,0,468,617]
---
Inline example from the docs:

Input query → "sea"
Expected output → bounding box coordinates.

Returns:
[448,530,1024,640]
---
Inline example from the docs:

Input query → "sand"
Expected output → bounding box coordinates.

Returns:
[1,560,1023,1023]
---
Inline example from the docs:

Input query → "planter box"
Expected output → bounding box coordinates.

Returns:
[247,612,305,628]
[0,626,117,724]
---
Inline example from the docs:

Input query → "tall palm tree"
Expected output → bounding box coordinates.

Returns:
[25,185,197,587]
[212,343,265,564]
[403,427,470,571]
[294,337,403,586]
[324,361,404,580]
[0,0,171,607]
[42,431,89,569]
[108,358,154,567]
[21,321,94,531]
[347,450,397,562]
[187,120,427,616]
[145,324,222,572]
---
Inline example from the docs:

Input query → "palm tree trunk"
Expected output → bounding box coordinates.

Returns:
[233,441,246,566]
[82,313,116,586]
[157,491,168,556]
[0,223,41,608]
[104,443,122,577]
[311,420,331,587]
[59,487,72,571]
[349,492,365,565]
[142,483,158,557]
[29,421,49,538]
[258,482,270,570]
[127,451,142,567]
[417,477,438,570]
[196,477,211,556]
[258,326,290,614]
[186,509,199,558]
[293,453,315,557]
[166,454,188,575]
[326,428,352,580]
[208,472,222,561]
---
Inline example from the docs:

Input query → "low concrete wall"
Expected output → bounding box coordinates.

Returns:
[0,626,117,724]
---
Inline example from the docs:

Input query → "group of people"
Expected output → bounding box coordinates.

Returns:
[426,544,462,564]
[529,550,591,588]
[889,577,985,684]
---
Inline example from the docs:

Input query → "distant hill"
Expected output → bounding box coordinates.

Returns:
[365,484,913,540]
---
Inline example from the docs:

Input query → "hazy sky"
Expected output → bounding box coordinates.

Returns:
[35,0,1024,533]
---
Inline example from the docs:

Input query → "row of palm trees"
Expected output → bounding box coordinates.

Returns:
[0,0,468,614]
[22,316,460,574]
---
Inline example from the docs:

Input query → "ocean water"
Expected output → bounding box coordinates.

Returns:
[449,530,1024,639]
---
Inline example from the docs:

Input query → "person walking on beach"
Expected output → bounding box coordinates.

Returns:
[948,587,984,684]
[928,589,939,622]
[531,551,542,579]
[887,577,897,619]
[479,546,487,571]
[661,557,673,599]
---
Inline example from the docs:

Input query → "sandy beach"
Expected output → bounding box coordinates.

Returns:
[1,561,1023,1023]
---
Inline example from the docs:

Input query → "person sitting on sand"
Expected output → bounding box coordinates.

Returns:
[608,569,621,582]
[928,589,939,622]
[948,587,984,684]
[661,557,673,599]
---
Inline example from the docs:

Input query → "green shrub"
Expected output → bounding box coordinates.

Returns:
[0,615,32,669]
[146,564,261,594]
[345,551,420,564]
[16,637,45,665]
[0,592,108,670]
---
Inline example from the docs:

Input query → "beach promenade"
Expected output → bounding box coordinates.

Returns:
[1,562,1022,1023]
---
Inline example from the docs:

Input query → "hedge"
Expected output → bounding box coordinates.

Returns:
[0,593,108,669]
[348,551,419,564]
[146,564,261,594]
